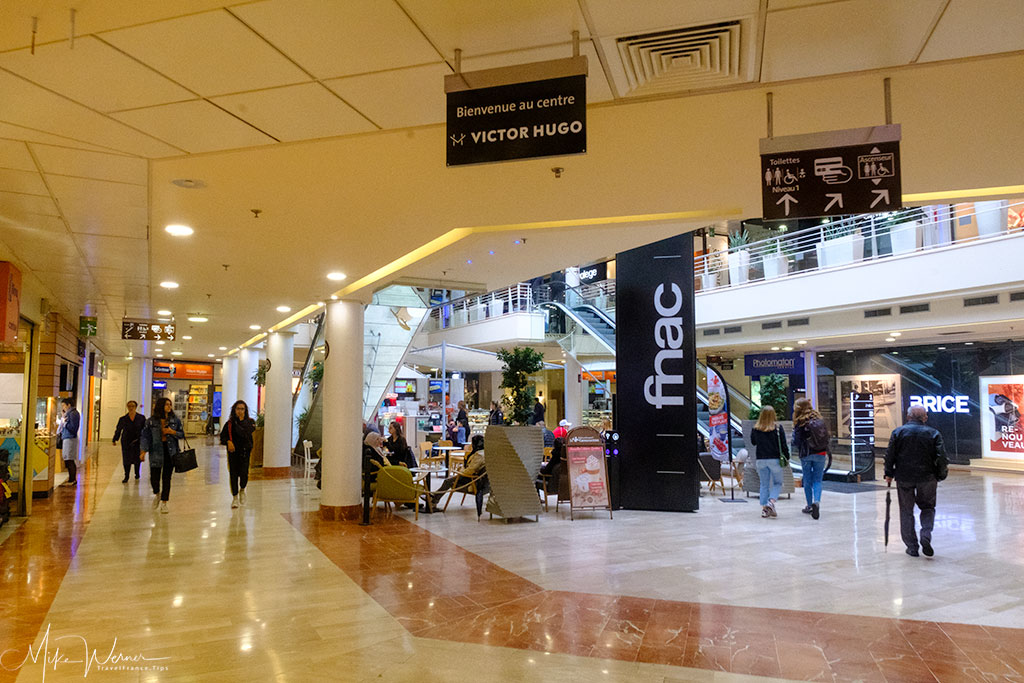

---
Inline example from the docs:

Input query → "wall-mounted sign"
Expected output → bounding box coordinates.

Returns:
[153,361,213,381]
[79,316,97,337]
[760,125,902,220]
[980,375,1024,459]
[577,261,608,284]
[122,318,176,341]
[152,380,167,390]
[910,394,970,414]
[744,351,804,376]
[0,262,22,344]
[446,57,587,166]
[616,233,698,512]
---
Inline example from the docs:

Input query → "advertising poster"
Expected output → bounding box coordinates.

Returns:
[706,368,730,463]
[836,374,902,446]
[980,375,1024,459]
[566,427,610,512]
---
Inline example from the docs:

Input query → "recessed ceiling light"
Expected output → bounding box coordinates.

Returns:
[326,272,346,281]
[158,318,171,323]
[770,346,780,351]
[182,335,192,340]
[885,337,896,342]
[937,346,946,350]
[170,178,205,189]
[249,324,261,330]
[159,281,179,289]
[466,259,473,265]
[187,316,208,323]
[782,346,794,351]
[892,351,899,355]
[276,305,291,313]
[797,340,807,345]
[218,346,227,351]
[207,353,215,358]
[165,224,193,237]
[330,295,338,301]
[215,358,221,362]
[171,351,183,356]
[316,301,325,307]
[818,354,825,358]
[488,250,495,255]
[155,340,165,345]
[965,342,974,345]
[890,332,902,337]
[846,350,854,353]
[157,309,172,316]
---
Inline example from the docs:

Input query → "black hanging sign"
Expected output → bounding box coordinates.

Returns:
[760,125,902,220]
[615,234,699,512]
[446,57,587,167]
[122,318,176,341]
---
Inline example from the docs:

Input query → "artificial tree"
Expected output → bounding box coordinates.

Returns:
[496,346,545,425]
[748,373,788,421]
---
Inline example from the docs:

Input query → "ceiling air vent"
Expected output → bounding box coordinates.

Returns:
[724,325,743,334]
[864,307,892,318]
[761,321,783,330]
[787,318,810,327]
[614,20,750,97]
[1011,291,1024,302]
[703,328,721,336]
[900,303,930,314]
[964,295,998,307]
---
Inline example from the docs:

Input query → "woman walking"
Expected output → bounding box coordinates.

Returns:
[749,406,790,518]
[792,398,830,520]
[488,401,504,425]
[219,400,256,509]
[140,397,184,514]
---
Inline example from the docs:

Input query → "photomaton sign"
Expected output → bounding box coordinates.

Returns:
[616,234,698,512]
[446,57,587,166]
[744,351,804,376]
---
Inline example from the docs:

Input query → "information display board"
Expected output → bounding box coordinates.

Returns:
[565,426,611,519]
[980,375,1024,459]
[849,391,875,474]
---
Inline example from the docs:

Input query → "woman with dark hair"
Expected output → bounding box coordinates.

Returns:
[140,397,184,514]
[385,421,416,469]
[219,400,256,508]
[488,400,504,425]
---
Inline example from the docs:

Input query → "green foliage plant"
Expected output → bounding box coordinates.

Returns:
[496,346,545,425]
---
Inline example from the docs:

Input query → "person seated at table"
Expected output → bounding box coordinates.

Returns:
[362,432,391,484]
[537,420,555,448]
[536,437,565,490]
[385,422,416,468]
[431,435,484,507]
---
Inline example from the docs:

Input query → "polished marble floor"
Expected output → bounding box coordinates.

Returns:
[2,441,1023,682]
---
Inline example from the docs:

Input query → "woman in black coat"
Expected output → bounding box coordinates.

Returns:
[219,400,256,508]
[112,400,146,483]
[385,422,416,469]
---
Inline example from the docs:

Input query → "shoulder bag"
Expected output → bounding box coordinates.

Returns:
[776,426,789,468]
[173,432,199,473]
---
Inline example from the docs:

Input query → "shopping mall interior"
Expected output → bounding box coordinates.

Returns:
[1,1,1023,681]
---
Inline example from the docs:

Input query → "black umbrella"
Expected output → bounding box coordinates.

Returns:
[884,481,892,551]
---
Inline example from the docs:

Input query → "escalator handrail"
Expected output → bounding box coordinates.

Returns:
[573,303,616,330]
[539,301,616,354]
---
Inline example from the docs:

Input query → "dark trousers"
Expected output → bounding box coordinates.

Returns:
[897,479,937,551]
[64,459,77,483]
[122,451,140,479]
[228,449,251,496]
[151,445,174,501]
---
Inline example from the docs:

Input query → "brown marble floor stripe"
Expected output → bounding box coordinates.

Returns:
[285,511,1024,682]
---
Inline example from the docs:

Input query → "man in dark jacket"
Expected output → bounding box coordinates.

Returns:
[530,398,545,426]
[885,405,945,558]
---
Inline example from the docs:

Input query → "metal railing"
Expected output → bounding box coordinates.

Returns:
[536,280,617,319]
[696,200,1024,291]
[423,283,535,332]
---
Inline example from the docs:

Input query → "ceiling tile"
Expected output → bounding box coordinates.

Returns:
[0,37,195,113]
[111,100,276,153]
[43,175,148,238]
[233,0,442,79]
[0,189,59,217]
[402,0,586,57]
[0,71,183,157]
[0,168,48,196]
[461,42,614,103]
[762,0,944,81]
[31,145,147,185]
[0,123,125,155]
[75,234,148,265]
[102,10,310,96]
[0,139,37,171]
[0,214,66,235]
[919,0,1024,62]
[212,83,376,141]
[324,64,451,129]
[584,0,760,36]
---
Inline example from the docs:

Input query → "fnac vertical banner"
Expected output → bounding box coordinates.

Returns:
[615,234,698,512]
[980,375,1024,459]
[0,262,22,344]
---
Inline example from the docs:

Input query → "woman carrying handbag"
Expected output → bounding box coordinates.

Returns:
[140,397,185,514]
[219,400,256,509]
[749,406,791,518]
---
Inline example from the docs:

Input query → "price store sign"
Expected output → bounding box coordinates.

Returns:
[122,318,176,341]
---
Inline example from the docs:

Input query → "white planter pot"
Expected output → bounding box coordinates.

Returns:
[815,234,864,268]
[453,309,468,326]
[701,273,717,290]
[470,303,487,322]
[727,250,750,285]
[889,221,920,255]
[762,253,789,280]
[487,299,505,318]
[975,200,1008,237]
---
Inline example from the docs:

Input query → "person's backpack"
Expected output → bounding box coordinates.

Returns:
[805,418,831,453]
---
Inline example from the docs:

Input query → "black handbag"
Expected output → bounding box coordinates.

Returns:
[173,436,198,473]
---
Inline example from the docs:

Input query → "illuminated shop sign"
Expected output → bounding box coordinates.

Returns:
[909,394,970,414]
[980,375,1024,459]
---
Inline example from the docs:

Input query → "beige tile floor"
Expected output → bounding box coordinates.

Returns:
[10,443,792,682]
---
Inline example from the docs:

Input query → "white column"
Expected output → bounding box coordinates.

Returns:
[264,331,295,469]
[237,347,259,414]
[322,300,364,511]
[803,351,819,408]
[563,355,583,428]
[221,356,238,424]
[126,358,152,415]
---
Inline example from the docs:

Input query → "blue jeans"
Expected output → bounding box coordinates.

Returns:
[801,454,827,506]
[755,459,783,506]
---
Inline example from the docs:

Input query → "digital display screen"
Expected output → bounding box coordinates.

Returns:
[394,379,417,394]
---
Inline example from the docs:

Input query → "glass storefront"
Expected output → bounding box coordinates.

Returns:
[0,318,35,509]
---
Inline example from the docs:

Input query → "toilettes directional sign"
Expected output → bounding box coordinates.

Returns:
[445,56,587,166]
[759,125,902,220]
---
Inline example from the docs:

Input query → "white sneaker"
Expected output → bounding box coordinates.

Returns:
[159,501,169,514]
[231,495,239,509]
[152,495,161,509]
[239,489,246,505]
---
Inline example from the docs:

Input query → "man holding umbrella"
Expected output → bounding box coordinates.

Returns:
[884,405,948,557]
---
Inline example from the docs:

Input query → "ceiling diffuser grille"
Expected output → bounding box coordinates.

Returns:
[615,20,747,96]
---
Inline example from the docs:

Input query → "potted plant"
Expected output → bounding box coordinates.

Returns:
[700,252,722,290]
[815,220,864,268]
[727,229,751,285]
[762,238,790,280]
[497,347,545,424]
[251,363,267,467]
[305,360,323,391]
[747,373,788,421]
